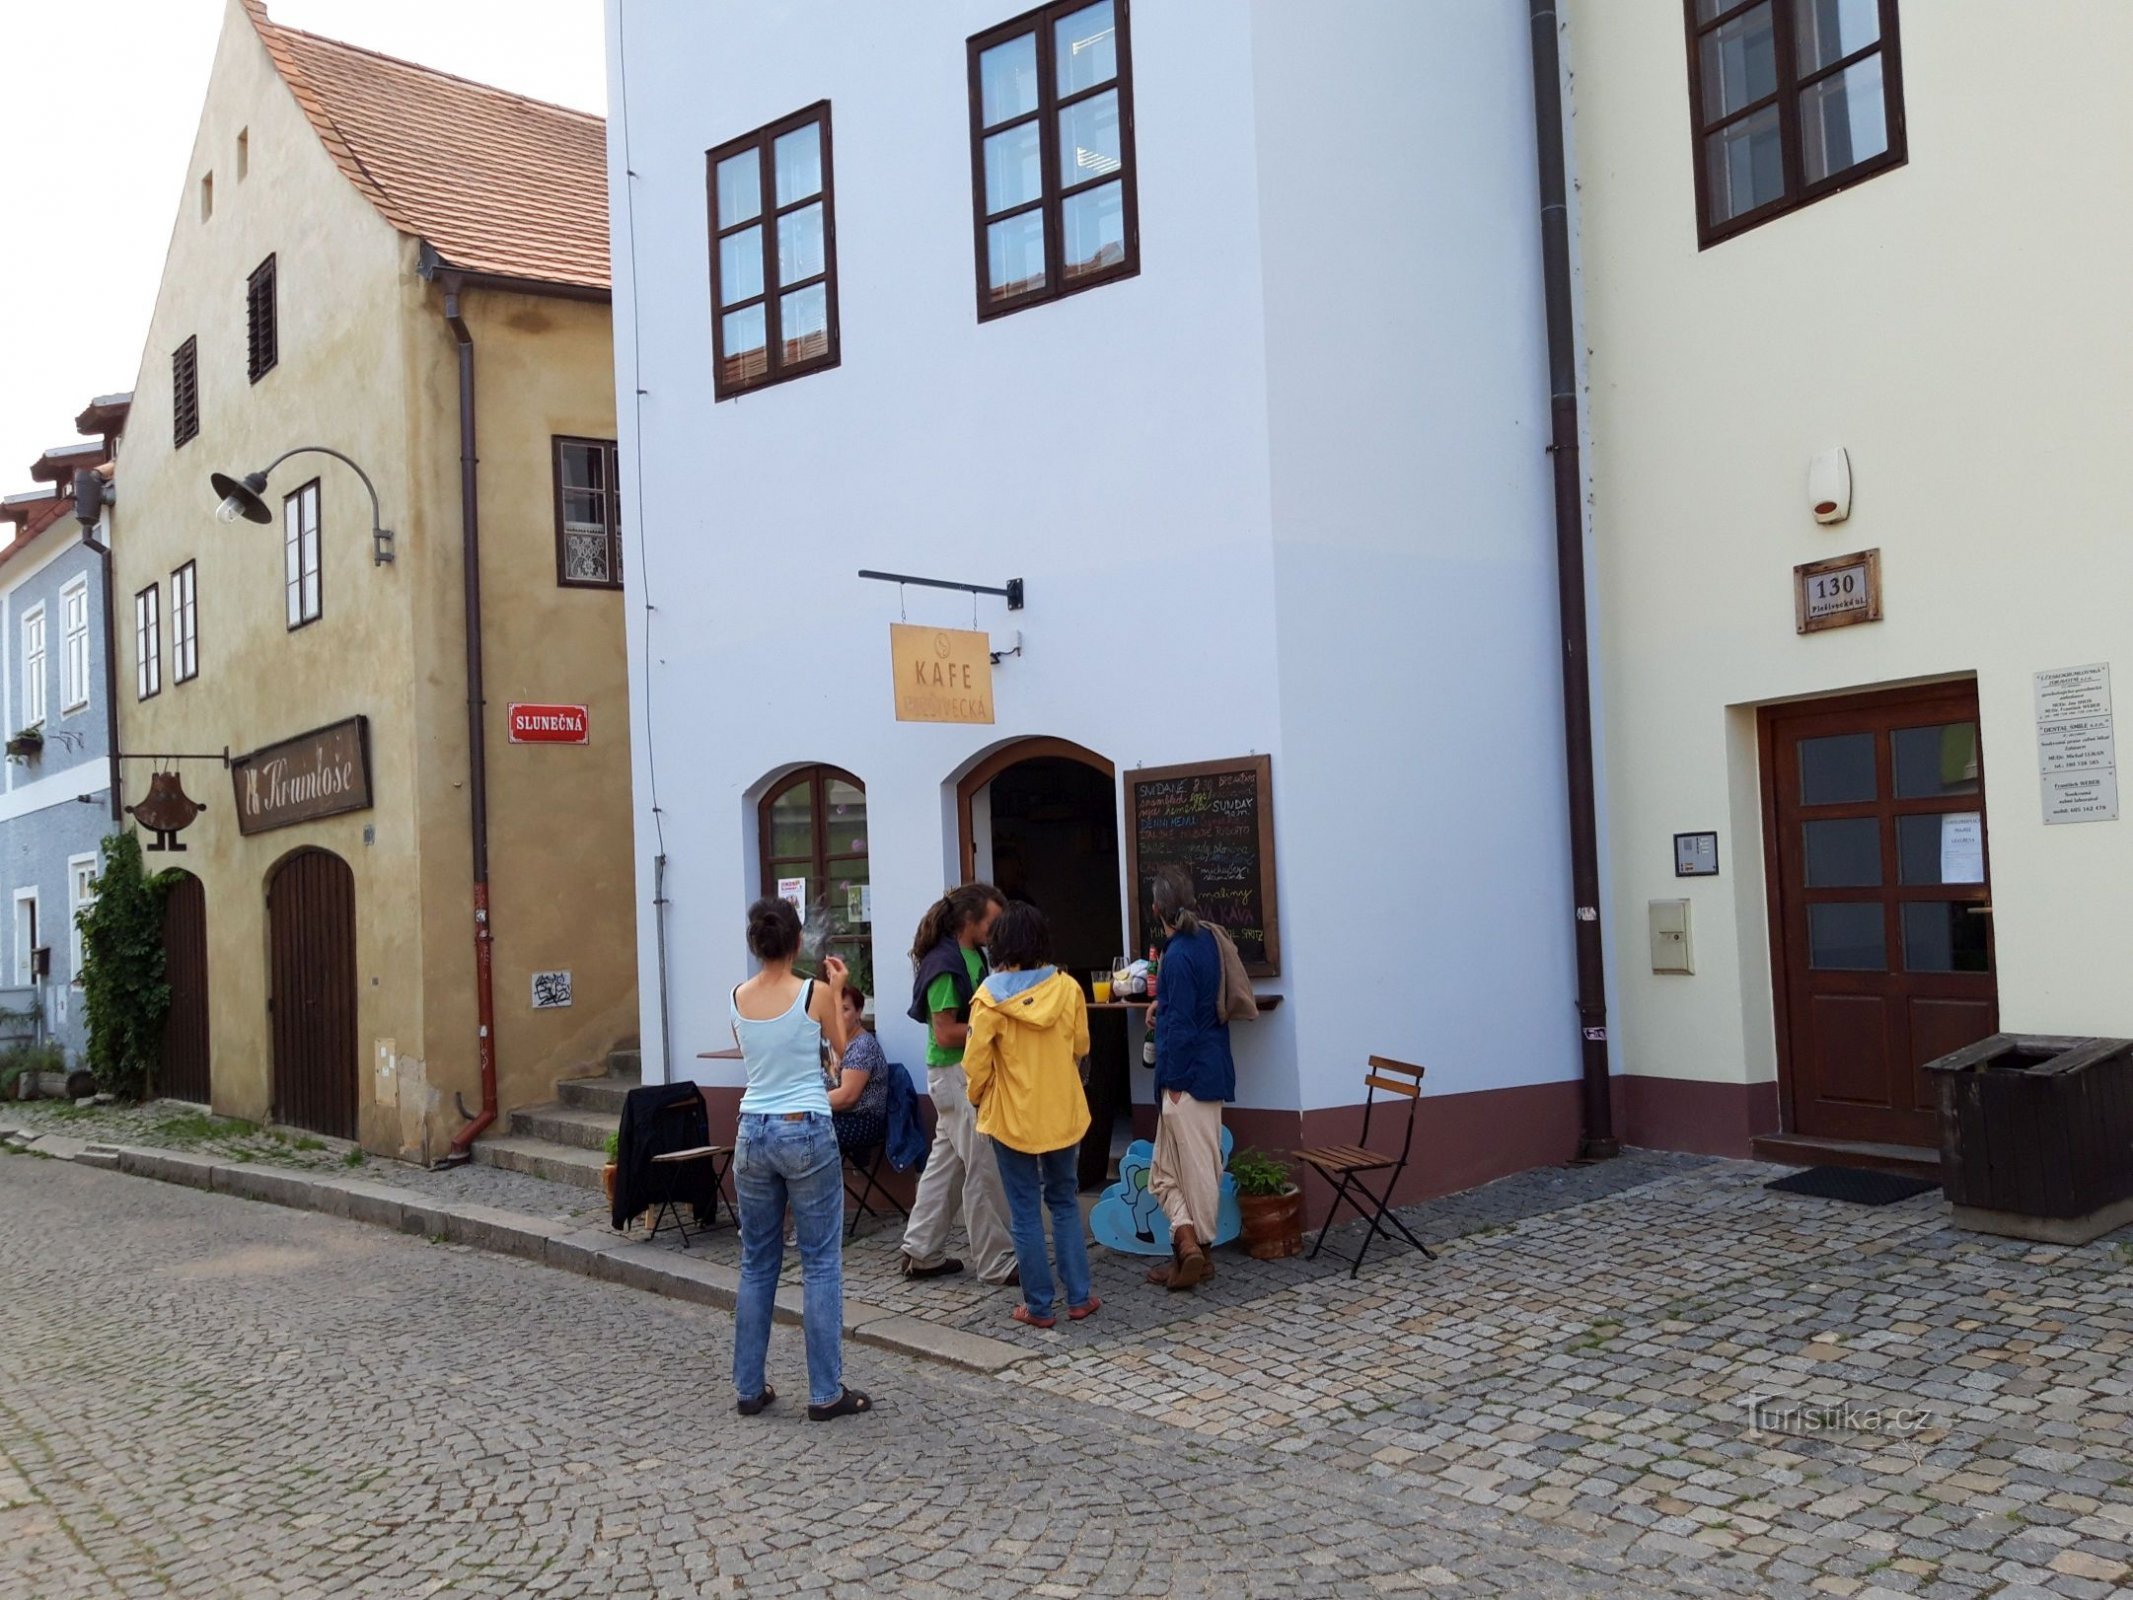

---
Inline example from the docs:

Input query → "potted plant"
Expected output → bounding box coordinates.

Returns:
[602,1128,620,1210]
[5,726,43,762]
[1229,1147,1303,1260]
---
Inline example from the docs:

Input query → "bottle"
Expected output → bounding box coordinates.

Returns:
[1141,944,1160,1067]
[1146,944,1160,1003]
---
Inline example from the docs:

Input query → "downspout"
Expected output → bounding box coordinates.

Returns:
[73,478,122,824]
[439,275,500,1159]
[1529,0,1618,1159]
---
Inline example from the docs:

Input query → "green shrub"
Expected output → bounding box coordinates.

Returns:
[604,1129,620,1161]
[77,834,175,1101]
[0,1041,68,1099]
[1228,1147,1294,1197]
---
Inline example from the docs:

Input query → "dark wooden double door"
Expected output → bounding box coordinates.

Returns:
[159,872,212,1103]
[1763,683,1999,1149]
[267,850,358,1140]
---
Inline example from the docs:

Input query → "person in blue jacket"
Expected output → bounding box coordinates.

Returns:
[1145,866,1236,1290]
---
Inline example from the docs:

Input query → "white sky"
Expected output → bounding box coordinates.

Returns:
[0,0,607,489]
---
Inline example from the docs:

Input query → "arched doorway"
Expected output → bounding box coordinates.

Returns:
[267,849,357,1139]
[158,871,210,1104]
[956,739,1126,1185]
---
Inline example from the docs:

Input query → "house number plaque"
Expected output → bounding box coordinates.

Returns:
[1795,548,1882,634]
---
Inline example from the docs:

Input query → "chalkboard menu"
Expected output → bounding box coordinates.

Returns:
[1125,755,1280,977]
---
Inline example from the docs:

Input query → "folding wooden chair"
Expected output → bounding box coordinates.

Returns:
[842,1144,908,1240]
[1294,1056,1435,1278]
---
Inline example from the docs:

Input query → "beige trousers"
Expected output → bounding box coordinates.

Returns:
[1150,1091,1225,1245]
[900,1064,1017,1282]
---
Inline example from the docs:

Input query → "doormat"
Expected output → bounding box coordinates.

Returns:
[1765,1166,1939,1206]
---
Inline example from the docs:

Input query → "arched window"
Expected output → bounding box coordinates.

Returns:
[757,766,871,995]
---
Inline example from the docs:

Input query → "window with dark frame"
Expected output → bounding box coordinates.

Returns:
[757,765,872,992]
[553,437,623,589]
[172,336,199,448]
[968,0,1138,318]
[284,479,321,630]
[706,104,839,399]
[172,562,199,683]
[134,586,162,701]
[247,255,278,382]
[1686,0,1905,246]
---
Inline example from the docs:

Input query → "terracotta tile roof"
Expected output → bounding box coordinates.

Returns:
[243,0,608,293]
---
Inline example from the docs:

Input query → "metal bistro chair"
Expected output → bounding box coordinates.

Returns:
[1294,1056,1435,1278]
[842,1143,909,1240]
[644,1098,733,1248]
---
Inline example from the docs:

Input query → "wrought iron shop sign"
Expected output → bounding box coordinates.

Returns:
[231,716,373,835]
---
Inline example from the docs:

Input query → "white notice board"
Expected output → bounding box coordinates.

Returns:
[2035,664,2119,825]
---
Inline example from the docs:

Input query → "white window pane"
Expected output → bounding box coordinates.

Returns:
[1061,179,1126,281]
[777,202,825,286]
[716,150,760,227]
[719,225,763,306]
[1057,88,1123,187]
[1054,1,1117,97]
[986,212,1046,302]
[1800,54,1888,183]
[303,572,320,618]
[1706,103,1785,223]
[979,34,1038,127]
[773,123,821,206]
[1699,3,1776,121]
[721,304,768,388]
[1795,0,1880,74]
[779,283,829,366]
[287,583,302,630]
[985,123,1042,215]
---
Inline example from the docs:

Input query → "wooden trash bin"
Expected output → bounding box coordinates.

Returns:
[1924,1033,2133,1244]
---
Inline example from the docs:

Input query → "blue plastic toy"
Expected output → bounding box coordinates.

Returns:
[1088,1125,1241,1255]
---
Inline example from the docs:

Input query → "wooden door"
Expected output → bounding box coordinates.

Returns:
[158,871,211,1103]
[1762,684,1999,1148]
[267,850,357,1140]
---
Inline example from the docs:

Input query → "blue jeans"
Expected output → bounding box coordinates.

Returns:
[990,1140,1091,1320]
[732,1112,845,1407]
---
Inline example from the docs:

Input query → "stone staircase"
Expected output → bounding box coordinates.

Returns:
[472,1048,639,1191]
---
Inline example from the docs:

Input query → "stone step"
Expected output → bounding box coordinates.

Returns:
[556,1072,639,1114]
[607,1047,642,1078]
[509,1102,616,1153]
[471,1135,609,1191]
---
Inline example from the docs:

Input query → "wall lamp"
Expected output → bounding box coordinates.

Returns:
[209,445,395,565]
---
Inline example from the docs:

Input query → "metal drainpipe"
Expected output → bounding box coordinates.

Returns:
[441,278,499,1158]
[1529,0,1619,1160]
[79,513,123,825]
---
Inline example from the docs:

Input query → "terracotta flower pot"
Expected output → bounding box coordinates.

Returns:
[601,1162,618,1211]
[1236,1185,1303,1260]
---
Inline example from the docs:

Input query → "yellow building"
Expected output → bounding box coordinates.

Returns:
[112,0,635,1163]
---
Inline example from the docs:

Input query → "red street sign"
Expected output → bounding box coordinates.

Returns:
[508,703,589,744]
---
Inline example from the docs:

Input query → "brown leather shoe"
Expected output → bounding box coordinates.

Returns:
[1144,1260,1174,1286]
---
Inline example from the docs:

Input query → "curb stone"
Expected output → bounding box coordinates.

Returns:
[43,1139,1031,1376]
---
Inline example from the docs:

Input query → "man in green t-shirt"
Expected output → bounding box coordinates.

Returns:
[900,886,1016,1284]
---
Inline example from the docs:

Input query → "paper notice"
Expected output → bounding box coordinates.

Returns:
[1938,812,1984,884]
[2035,664,2119,824]
[777,876,806,908]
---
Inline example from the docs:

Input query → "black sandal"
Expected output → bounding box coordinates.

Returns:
[807,1387,874,1422]
[736,1385,776,1417]
[900,1256,963,1279]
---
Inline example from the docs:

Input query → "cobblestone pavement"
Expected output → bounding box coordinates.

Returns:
[3,1155,1784,1600]
[1005,1161,2133,1599]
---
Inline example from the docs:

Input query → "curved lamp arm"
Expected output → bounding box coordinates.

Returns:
[212,445,396,566]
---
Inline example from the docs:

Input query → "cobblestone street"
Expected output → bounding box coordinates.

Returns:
[4,1151,2130,1599]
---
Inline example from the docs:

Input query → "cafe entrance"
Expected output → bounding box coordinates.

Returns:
[1760,682,1998,1156]
[957,738,1129,1184]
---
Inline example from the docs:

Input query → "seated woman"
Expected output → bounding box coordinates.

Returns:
[828,985,890,1155]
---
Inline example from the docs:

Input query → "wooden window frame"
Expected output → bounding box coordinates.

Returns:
[172,561,200,683]
[967,0,1140,321]
[551,436,624,590]
[248,255,278,383]
[172,335,200,448]
[134,586,162,701]
[756,764,870,974]
[60,579,90,714]
[284,479,322,631]
[20,604,46,729]
[705,102,841,401]
[1685,0,1906,248]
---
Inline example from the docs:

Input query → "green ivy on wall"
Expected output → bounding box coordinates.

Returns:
[77,833,175,1101]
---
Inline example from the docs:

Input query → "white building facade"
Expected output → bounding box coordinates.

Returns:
[1568,0,2133,1168]
[606,0,1602,1197]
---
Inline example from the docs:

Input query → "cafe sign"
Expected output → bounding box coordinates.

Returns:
[231,716,373,836]
[890,624,994,725]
